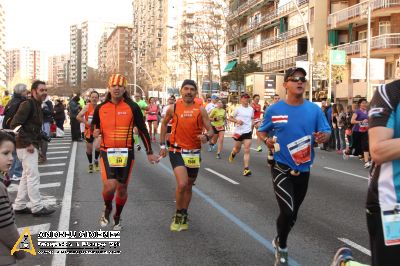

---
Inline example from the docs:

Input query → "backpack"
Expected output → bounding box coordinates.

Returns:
[2,98,34,129]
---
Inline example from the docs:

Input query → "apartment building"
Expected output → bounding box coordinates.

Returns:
[328,0,400,101]
[0,4,6,88]
[225,0,328,99]
[6,47,41,87]
[48,54,69,88]
[69,25,82,88]
[105,25,133,77]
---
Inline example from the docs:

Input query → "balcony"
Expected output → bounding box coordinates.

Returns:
[333,33,400,55]
[263,54,308,72]
[328,0,400,29]
[228,0,309,42]
[227,25,306,60]
[227,0,265,21]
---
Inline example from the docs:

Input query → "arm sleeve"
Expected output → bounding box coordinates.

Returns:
[258,109,273,132]
[91,104,101,130]
[10,100,31,129]
[369,82,400,129]
[132,102,153,155]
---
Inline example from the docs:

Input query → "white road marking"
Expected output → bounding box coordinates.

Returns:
[47,151,69,154]
[39,163,66,168]
[18,223,50,235]
[205,168,239,185]
[52,142,77,266]
[47,157,68,160]
[8,182,61,192]
[324,167,368,180]
[49,143,71,146]
[338,238,371,256]
[48,147,70,150]
[40,171,63,177]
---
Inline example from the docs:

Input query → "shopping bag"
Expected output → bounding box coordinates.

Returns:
[56,127,65,138]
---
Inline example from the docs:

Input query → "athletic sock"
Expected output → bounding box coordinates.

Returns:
[94,150,100,160]
[181,209,188,215]
[86,152,93,164]
[102,191,114,218]
[114,195,127,218]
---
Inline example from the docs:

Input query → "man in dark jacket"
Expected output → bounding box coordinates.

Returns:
[10,80,55,216]
[69,95,82,141]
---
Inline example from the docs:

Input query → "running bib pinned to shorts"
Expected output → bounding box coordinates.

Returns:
[381,204,400,246]
[287,135,311,166]
[107,148,129,167]
[181,149,201,168]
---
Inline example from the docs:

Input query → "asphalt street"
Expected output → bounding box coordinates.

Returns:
[11,133,372,266]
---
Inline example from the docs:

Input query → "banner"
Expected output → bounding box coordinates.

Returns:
[369,59,385,80]
[351,58,366,79]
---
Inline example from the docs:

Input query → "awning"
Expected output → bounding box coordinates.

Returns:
[224,60,237,72]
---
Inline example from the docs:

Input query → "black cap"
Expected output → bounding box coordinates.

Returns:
[284,67,307,82]
[181,79,198,90]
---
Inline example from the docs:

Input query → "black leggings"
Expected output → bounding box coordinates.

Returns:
[271,162,310,249]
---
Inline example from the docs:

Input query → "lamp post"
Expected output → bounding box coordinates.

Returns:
[291,0,313,101]
[127,60,154,96]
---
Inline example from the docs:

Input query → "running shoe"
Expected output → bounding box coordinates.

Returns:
[342,150,349,160]
[170,213,183,232]
[113,216,122,230]
[10,175,21,181]
[216,154,221,159]
[228,152,236,163]
[94,161,100,172]
[180,213,189,231]
[88,164,93,173]
[256,146,263,152]
[243,168,252,176]
[272,237,288,266]
[99,207,111,227]
[364,161,371,168]
[208,145,213,152]
[330,247,353,266]
[136,144,141,151]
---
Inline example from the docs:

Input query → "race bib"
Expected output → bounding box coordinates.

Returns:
[287,135,312,166]
[107,148,129,167]
[181,149,201,168]
[381,204,400,246]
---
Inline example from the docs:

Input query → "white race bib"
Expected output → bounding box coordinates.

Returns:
[107,148,129,167]
[381,204,400,246]
[287,135,312,166]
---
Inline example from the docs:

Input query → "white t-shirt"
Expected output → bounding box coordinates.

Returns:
[205,103,216,114]
[233,105,254,135]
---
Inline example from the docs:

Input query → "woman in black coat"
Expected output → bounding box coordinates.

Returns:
[53,99,66,130]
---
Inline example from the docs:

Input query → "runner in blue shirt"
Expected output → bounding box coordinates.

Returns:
[257,67,331,265]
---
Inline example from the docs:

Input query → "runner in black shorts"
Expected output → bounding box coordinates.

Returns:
[209,99,226,159]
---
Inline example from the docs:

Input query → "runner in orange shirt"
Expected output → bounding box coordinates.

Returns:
[77,90,100,173]
[160,79,213,232]
[92,74,159,230]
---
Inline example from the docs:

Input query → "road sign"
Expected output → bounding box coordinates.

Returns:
[330,50,346,65]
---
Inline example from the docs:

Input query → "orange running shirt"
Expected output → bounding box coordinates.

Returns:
[169,101,204,151]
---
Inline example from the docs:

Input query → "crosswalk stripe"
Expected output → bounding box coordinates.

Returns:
[47,151,69,154]
[39,163,66,168]
[40,171,63,176]
[48,147,70,150]
[8,182,61,192]
[18,223,51,235]
[49,143,71,146]
[47,157,68,160]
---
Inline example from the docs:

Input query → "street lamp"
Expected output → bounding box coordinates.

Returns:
[291,0,313,102]
[127,60,155,96]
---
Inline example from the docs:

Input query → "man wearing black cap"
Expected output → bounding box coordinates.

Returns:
[257,67,331,265]
[160,79,213,232]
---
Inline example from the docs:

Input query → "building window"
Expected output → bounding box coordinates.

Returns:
[310,7,314,23]
[358,30,367,40]
[379,21,391,35]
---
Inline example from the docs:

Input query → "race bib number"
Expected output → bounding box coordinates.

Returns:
[287,135,312,166]
[381,204,400,246]
[107,148,129,167]
[181,149,200,168]
[88,115,93,125]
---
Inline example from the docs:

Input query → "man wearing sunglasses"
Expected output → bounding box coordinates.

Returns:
[257,67,331,265]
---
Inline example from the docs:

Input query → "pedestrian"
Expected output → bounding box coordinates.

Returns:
[257,67,331,265]
[10,80,55,216]
[331,103,340,152]
[323,100,335,151]
[351,98,371,168]
[39,96,54,163]
[0,131,26,265]
[53,99,66,130]
[209,99,226,159]
[92,74,158,230]
[336,103,347,152]
[146,97,159,143]
[77,90,101,173]
[2,84,29,181]
[228,93,254,176]
[159,79,213,231]
[252,94,263,152]
[68,96,82,141]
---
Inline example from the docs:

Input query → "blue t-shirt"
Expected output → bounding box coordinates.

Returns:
[258,100,331,172]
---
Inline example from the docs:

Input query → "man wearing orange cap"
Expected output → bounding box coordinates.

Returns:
[92,74,159,230]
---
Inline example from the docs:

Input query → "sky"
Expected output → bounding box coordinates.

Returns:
[2,0,133,56]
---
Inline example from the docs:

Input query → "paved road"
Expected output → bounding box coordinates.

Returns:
[13,134,372,266]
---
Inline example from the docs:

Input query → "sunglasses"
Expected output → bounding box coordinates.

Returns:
[287,76,307,82]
